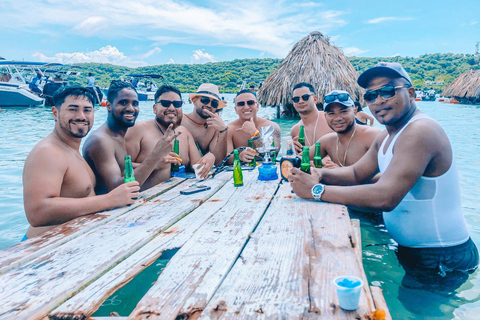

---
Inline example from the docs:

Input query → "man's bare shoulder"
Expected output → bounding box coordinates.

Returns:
[358,125,382,138]
[399,117,447,147]
[318,132,337,144]
[83,126,114,155]
[227,118,242,129]
[257,117,277,128]
[290,121,302,136]
[126,120,154,140]
[27,136,68,163]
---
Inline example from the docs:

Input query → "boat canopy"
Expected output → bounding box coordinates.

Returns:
[126,74,163,79]
[0,61,67,67]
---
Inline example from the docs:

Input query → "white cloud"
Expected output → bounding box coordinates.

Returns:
[168,58,175,64]
[471,21,478,25]
[192,49,216,63]
[72,16,108,36]
[366,17,414,24]
[139,47,162,59]
[342,47,368,56]
[32,45,148,67]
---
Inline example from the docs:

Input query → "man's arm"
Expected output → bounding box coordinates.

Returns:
[290,123,303,154]
[186,129,215,178]
[272,122,282,154]
[23,147,139,227]
[205,110,228,166]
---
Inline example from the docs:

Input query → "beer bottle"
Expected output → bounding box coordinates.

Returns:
[270,141,276,164]
[171,139,180,172]
[124,155,136,183]
[313,142,323,168]
[248,139,256,167]
[233,149,243,187]
[300,146,310,173]
[298,125,305,146]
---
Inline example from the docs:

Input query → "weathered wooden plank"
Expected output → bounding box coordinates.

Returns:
[128,170,281,320]
[200,183,375,319]
[0,177,186,275]
[370,286,392,320]
[0,175,228,319]
[50,172,240,319]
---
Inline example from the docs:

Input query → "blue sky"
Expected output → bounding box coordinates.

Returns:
[1,0,478,67]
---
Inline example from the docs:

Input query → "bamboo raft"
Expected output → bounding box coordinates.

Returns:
[0,169,391,319]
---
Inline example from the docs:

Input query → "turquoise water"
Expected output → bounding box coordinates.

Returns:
[0,95,479,319]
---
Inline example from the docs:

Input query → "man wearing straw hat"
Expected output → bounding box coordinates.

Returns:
[289,62,478,280]
[182,83,228,165]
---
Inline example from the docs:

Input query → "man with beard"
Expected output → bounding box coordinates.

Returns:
[126,85,215,189]
[181,83,228,165]
[290,82,333,154]
[226,90,281,163]
[83,81,177,194]
[312,90,380,168]
[23,86,140,239]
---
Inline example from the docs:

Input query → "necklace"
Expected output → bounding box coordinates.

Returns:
[54,132,85,162]
[155,121,165,135]
[336,125,357,167]
[304,112,319,146]
[185,114,208,128]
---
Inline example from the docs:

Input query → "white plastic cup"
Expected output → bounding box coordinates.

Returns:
[192,163,205,180]
[333,276,363,311]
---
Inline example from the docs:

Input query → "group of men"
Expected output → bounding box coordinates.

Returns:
[23,62,477,282]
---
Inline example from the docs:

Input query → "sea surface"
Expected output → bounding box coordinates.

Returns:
[0,95,479,319]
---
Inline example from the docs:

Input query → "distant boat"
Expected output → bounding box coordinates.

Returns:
[126,74,163,101]
[422,89,436,101]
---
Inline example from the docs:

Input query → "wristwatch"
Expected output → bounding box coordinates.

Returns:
[311,184,325,201]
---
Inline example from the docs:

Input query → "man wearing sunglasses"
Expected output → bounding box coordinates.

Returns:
[182,83,228,166]
[313,90,380,169]
[126,85,215,189]
[290,82,333,155]
[226,90,281,163]
[84,81,177,194]
[290,62,477,279]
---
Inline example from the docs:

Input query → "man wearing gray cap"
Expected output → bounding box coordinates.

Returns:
[289,62,478,277]
[313,90,380,168]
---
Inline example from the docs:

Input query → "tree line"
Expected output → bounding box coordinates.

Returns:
[70,53,480,93]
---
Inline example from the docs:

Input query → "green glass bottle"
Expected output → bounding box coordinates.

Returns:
[270,141,276,164]
[298,125,305,146]
[313,142,323,168]
[124,155,136,183]
[171,139,180,172]
[233,149,243,187]
[248,139,256,167]
[300,146,310,173]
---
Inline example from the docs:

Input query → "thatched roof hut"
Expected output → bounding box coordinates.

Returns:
[443,69,480,99]
[258,31,363,112]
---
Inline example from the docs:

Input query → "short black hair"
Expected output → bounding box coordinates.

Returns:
[88,73,93,76]
[293,82,315,94]
[354,101,363,112]
[53,86,95,108]
[235,89,256,98]
[107,80,137,103]
[154,85,182,103]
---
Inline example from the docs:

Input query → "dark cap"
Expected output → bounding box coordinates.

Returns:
[357,62,412,88]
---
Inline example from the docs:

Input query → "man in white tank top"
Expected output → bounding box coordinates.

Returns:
[289,62,478,278]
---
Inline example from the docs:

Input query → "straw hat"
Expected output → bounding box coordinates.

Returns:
[189,83,226,109]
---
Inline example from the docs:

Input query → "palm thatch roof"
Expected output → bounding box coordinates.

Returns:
[258,31,363,108]
[443,69,480,98]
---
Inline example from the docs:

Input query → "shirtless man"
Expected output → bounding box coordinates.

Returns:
[226,90,281,163]
[126,85,215,189]
[289,62,478,278]
[23,86,139,239]
[181,83,228,165]
[83,81,176,194]
[313,90,380,168]
[290,82,333,154]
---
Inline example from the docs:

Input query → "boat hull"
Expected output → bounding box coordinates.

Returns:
[0,83,44,107]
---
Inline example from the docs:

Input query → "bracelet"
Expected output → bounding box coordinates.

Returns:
[219,126,228,133]
[250,130,260,138]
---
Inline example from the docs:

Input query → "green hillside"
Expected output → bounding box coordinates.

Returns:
[72,53,479,93]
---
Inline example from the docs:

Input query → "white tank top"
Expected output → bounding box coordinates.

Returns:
[377,113,469,248]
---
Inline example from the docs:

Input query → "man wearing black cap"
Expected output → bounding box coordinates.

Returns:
[313,90,380,168]
[289,62,478,278]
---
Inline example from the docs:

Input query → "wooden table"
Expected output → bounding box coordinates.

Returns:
[0,168,390,320]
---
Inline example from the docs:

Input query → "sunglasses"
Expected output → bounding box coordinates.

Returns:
[292,94,313,103]
[236,100,256,107]
[364,84,410,103]
[157,100,183,108]
[324,93,352,104]
[200,96,219,109]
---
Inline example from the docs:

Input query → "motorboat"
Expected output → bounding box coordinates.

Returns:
[422,89,436,101]
[126,74,163,101]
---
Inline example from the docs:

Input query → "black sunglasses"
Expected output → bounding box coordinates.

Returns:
[157,100,183,108]
[236,100,256,107]
[292,94,313,103]
[364,84,410,103]
[200,96,219,109]
[324,93,352,103]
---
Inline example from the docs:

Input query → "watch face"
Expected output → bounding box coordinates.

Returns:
[313,184,324,195]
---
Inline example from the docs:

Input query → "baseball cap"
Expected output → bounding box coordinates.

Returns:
[323,90,355,111]
[357,62,412,88]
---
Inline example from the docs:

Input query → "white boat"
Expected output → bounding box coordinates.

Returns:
[126,74,163,101]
